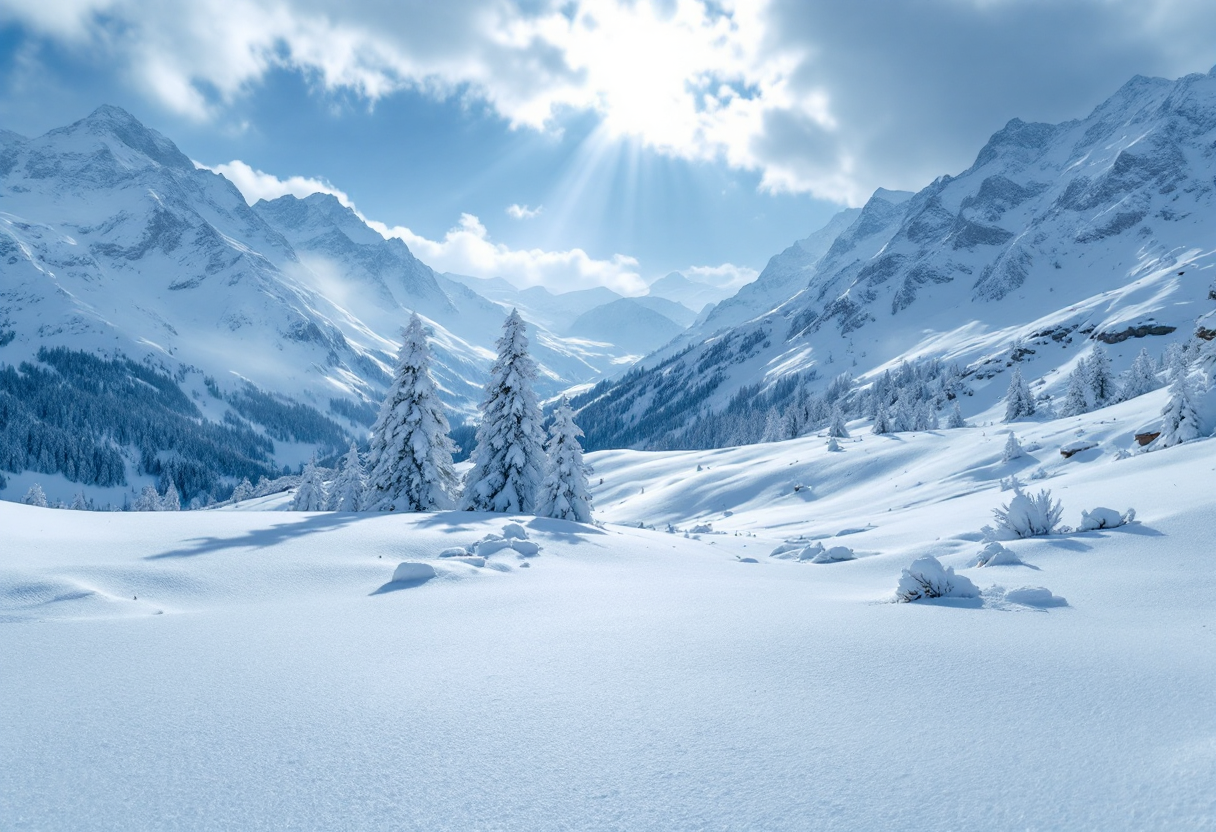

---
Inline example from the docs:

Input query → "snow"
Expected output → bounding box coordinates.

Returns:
[4,392,1215,829]
[390,561,437,583]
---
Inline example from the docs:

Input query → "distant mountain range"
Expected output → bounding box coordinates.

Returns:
[574,67,1216,449]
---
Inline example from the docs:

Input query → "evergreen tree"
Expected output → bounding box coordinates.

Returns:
[134,485,162,511]
[924,404,940,430]
[1120,348,1160,401]
[22,483,48,508]
[1003,432,1023,462]
[364,313,458,512]
[1003,367,1036,422]
[1087,345,1117,406]
[1154,365,1202,449]
[1061,366,1090,417]
[70,491,88,511]
[827,405,850,439]
[761,408,785,443]
[461,310,547,513]
[536,397,594,523]
[947,401,966,429]
[328,442,365,511]
[292,458,328,511]
[231,477,254,504]
[826,436,842,452]
[893,397,914,432]
[872,401,892,435]
[162,482,181,511]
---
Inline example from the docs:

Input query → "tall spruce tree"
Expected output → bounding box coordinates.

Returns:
[1061,366,1090,417]
[365,314,458,512]
[1154,364,1202,449]
[1087,345,1117,405]
[461,310,546,513]
[328,442,365,511]
[1004,367,1036,422]
[537,397,594,523]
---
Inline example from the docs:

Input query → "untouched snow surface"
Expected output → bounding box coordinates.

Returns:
[4,400,1216,829]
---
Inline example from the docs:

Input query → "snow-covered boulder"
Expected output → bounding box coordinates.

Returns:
[391,562,436,583]
[895,556,980,602]
[510,540,540,556]
[502,523,529,540]
[1078,507,1135,531]
[968,542,1023,568]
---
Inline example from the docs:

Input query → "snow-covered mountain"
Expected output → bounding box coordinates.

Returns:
[645,270,738,314]
[0,106,662,501]
[576,67,1216,449]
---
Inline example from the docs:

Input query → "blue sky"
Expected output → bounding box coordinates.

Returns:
[2,0,1216,294]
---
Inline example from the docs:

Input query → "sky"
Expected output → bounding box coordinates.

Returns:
[2,0,1216,295]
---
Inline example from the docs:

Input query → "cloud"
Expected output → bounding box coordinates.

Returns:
[211,161,645,293]
[506,203,543,220]
[8,0,1216,204]
[199,160,355,207]
[683,263,759,290]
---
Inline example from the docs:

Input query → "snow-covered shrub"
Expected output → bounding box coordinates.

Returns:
[826,436,842,452]
[968,542,1022,567]
[999,475,1024,492]
[1078,507,1135,531]
[990,487,1062,538]
[895,556,980,602]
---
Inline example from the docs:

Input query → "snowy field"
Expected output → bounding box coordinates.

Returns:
[3,400,1216,830]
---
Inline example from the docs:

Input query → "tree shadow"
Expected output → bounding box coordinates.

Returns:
[146,511,372,559]
[1045,538,1093,552]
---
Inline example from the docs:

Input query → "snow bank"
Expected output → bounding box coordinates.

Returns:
[895,556,980,602]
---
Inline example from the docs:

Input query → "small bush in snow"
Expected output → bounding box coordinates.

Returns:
[999,475,1024,492]
[990,486,1062,538]
[1002,432,1023,462]
[895,556,980,602]
[968,542,1022,567]
[1078,507,1135,531]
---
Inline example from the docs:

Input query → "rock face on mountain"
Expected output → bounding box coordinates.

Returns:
[576,67,1216,449]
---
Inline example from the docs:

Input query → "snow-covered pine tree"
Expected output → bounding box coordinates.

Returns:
[22,483,48,507]
[162,482,181,511]
[826,436,842,452]
[328,442,365,511]
[536,397,594,523]
[947,401,966,429]
[1154,364,1202,449]
[1003,432,1023,462]
[1003,367,1036,422]
[761,408,785,443]
[292,458,328,511]
[913,400,931,431]
[828,405,849,438]
[1087,345,1117,406]
[231,478,254,504]
[461,310,547,513]
[1120,348,1160,401]
[1061,366,1090,417]
[364,313,459,512]
[70,491,88,511]
[893,397,914,432]
[872,401,892,435]
[134,485,162,511]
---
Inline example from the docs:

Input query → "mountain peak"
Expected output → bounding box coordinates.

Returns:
[48,105,193,171]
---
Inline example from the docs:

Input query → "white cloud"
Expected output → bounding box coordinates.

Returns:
[199,160,355,207]
[211,161,645,293]
[683,263,759,290]
[9,0,1216,204]
[506,203,543,220]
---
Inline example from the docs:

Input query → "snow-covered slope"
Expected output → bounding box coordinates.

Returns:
[3,388,1213,830]
[578,68,1216,448]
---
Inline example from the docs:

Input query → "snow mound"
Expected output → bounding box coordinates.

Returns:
[810,545,856,564]
[968,542,1023,568]
[438,547,471,558]
[0,576,163,622]
[391,562,437,583]
[737,557,759,564]
[999,586,1069,608]
[472,535,511,555]
[510,540,540,556]
[895,556,980,602]
[1078,507,1135,531]
[502,523,529,540]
